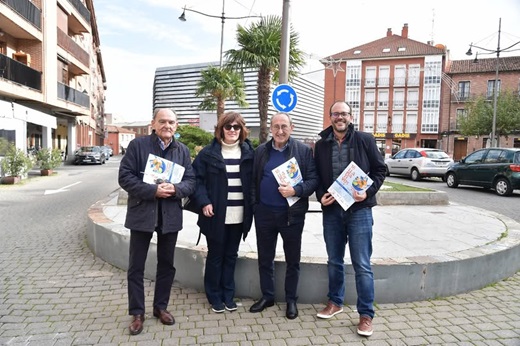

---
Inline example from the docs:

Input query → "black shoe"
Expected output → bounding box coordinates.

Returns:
[286,302,298,319]
[249,298,274,313]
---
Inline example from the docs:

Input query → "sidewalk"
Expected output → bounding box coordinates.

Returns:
[2,181,520,344]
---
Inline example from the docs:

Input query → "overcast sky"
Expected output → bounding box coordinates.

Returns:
[94,0,520,122]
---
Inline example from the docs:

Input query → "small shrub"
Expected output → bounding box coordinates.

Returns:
[36,148,63,170]
[0,144,33,177]
[176,125,213,157]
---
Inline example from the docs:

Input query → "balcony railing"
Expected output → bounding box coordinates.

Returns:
[0,0,42,29]
[67,0,91,23]
[0,53,42,91]
[405,123,418,133]
[57,28,89,67]
[57,82,90,108]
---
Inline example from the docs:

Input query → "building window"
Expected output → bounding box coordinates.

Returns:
[346,88,360,109]
[424,60,442,85]
[365,90,375,109]
[365,66,376,87]
[378,66,390,87]
[458,81,470,100]
[405,112,417,133]
[421,110,439,133]
[408,65,421,86]
[377,90,389,109]
[393,89,404,109]
[394,65,406,87]
[487,79,501,98]
[346,65,361,86]
[455,109,467,131]
[392,112,404,133]
[363,112,374,132]
[376,112,387,133]
[423,86,440,109]
[407,89,419,109]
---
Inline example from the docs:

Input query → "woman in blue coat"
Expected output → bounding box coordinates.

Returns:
[191,111,254,313]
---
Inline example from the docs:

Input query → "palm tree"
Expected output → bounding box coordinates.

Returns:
[195,65,248,119]
[224,15,305,143]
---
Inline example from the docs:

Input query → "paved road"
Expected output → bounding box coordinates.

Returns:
[1,162,519,345]
[386,176,520,223]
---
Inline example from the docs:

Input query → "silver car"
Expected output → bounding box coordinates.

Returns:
[385,148,453,181]
[73,146,107,165]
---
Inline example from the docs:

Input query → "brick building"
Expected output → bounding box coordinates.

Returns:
[441,56,520,160]
[321,24,447,157]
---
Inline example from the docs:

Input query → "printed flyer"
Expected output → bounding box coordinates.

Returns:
[271,157,303,207]
[143,153,185,184]
[328,161,373,210]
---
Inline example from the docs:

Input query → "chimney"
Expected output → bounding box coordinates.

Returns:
[401,23,409,38]
[387,28,392,37]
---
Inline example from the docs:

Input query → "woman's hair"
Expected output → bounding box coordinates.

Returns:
[215,111,248,143]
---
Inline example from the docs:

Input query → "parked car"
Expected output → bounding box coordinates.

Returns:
[73,146,106,165]
[385,148,453,181]
[100,146,113,160]
[445,147,520,196]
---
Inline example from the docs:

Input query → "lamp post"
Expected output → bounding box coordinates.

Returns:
[178,0,262,67]
[465,18,520,147]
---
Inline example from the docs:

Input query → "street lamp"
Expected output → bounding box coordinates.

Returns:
[465,18,520,147]
[178,0,262,67]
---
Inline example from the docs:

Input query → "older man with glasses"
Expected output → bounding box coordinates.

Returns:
[249,112,318,319]
[314,101,386,337]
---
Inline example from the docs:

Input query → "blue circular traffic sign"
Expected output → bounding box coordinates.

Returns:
[272,84,298,113]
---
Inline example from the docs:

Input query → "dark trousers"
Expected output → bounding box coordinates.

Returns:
[204,223,243,306]
[255,204,304,303]
[127,229,178,315]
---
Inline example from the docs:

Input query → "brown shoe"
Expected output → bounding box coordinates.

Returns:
[153,308,175,325]
[129,314,144,335]
[317,301,343,319]
[357,315,373,336]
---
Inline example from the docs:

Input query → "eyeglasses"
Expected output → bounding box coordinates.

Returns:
[331,112,351,118]
[271,124,290,132]
[224,124,241,131]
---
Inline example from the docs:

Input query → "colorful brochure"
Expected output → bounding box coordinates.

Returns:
[143,153,185,184]
[271,157,303,207]
[328,161,373,211]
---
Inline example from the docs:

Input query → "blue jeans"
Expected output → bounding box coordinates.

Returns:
[323,205,374,318]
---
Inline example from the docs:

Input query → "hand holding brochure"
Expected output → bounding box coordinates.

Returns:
[143,153,185,184]
[271,157,302,207]
[327,161,373,211]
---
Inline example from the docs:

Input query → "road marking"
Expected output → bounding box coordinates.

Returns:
[44,181,82,195]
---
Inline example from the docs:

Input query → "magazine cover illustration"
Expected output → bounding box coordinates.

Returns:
[327,161,373,210]
[271,157,303,207]
[143,153,185,184]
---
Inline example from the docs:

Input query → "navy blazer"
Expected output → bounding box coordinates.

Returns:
[118,132,196,233]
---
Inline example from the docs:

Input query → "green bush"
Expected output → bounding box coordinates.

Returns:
[176,125,213,157]
[36,148,63,170]
[176,124,260,157]
[0,144,33,177]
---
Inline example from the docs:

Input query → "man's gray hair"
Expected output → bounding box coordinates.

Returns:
[153,108,177,120]
[272,112,292,124]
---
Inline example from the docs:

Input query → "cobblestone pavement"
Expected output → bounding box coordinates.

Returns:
[1,175,519,345]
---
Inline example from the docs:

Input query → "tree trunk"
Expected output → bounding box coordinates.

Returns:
[217,97,225,119]
[257,68,272,143]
